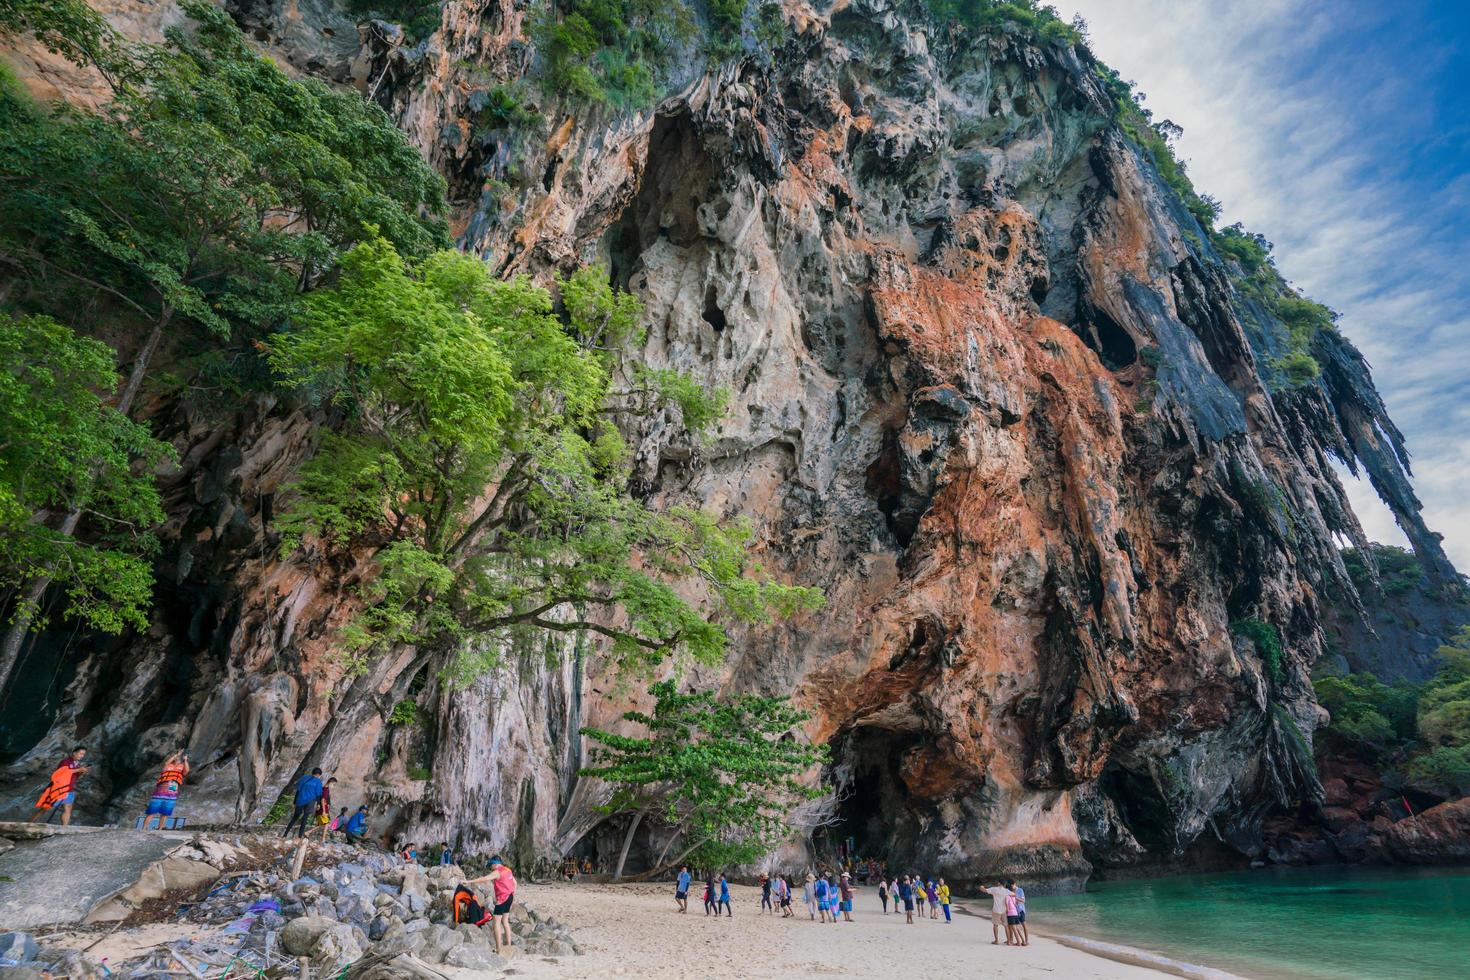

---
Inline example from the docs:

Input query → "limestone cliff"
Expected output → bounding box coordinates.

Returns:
[1,0,1459,890]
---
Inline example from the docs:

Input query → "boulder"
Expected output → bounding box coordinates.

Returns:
[415,924,462,964]
[281,915,338,956]
[455,924,489,947]
[1320,806,1362,834]
[368,916,391,942]
[0,935,38,966]
[310,924,365,968]
[443,944,506,971]
[1385,797,1470,864]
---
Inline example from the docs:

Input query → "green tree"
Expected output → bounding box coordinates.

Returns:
[0,315,173,687]
[580,679,825,878]
[267,236,821,775]
[0,0,447,684]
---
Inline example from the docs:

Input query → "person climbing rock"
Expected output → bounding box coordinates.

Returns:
[281,767,324,838]
[30,746,88,825]
[140,750,189,830]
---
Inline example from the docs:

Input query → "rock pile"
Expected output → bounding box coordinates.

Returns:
[0,838,578,980]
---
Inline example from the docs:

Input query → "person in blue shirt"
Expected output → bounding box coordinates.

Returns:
[898,875,915,924]
[813,873,830,923]
[717,873,732,916]
[675,865,692,913]
[282,768,324,838]
[342,805,368,843]
[440,843,453,866]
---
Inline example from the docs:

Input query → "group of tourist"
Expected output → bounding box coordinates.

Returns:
[670,864,1031,947]
[280,766,370,843]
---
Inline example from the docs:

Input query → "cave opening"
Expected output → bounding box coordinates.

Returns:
[823,725,926,867]
[1076,305,1138,370]
[605,111,712,292]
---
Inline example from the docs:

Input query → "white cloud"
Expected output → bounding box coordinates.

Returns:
[1052,0,1470,570]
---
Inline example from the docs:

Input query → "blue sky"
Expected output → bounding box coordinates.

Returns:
[1049,0,1470,570]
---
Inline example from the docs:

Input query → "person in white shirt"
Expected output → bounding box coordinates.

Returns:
[984,881,1011,944]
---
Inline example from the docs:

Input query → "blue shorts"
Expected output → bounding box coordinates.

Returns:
[841,900,852,912]
[45,792,76,809]
[146,797,176,816]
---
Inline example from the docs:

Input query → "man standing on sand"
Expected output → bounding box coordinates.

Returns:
[30,746,88,825]
[936,878,951,923]
[839,872,855,922]
[760,872,773,914]
[1007,878,1029,945]
[140,750,189,830]
[467,855,516,953]
[675,865,691,913]
[985,880,1012,944]
[899,875,914,924]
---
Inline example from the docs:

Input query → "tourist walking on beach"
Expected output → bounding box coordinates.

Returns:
[839,872,855,922]
[467,855,516,953]
[926,878,939,919]
[1007,879,1029,945]
[937,878,951,922]
[985,880,1011,944]
[914,875,926,917]
[282,767,325,838]
[31,746,88,826]
[803,873,817,919]
[676,865,691,913]
[703,874,716,915]
[781,875,795,917]
[813,873,830,922]
[760,873,773,914]
[140,750,188,830]
[899,875,915,924]
[718,873,732,916]
[878,877,889,914]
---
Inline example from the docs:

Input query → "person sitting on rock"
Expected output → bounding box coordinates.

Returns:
[342,805,368,844]
[30,746,88,826]
[140,750,189,830]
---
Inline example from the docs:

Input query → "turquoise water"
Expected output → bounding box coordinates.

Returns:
[1040,866,1470,979]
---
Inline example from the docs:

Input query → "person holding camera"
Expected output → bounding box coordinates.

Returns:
[141,750,189,830]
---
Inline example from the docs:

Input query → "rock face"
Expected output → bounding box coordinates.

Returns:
[0,0,1461,889]
[1385,798,1470,865]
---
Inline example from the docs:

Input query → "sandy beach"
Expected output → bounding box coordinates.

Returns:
[508,882,1175,980]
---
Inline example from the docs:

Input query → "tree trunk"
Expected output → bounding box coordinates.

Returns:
[624,835,710,883]
[0,311,170,697]
[613,808,644,881]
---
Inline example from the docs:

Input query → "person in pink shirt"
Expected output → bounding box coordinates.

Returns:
[468,855,517,952]
[1004,886,1022,945]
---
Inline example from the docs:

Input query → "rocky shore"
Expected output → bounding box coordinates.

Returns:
[0,834,579,980]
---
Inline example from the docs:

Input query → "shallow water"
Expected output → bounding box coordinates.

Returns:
[1039,866,1470,979]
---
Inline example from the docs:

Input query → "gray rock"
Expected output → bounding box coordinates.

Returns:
[281,915,338,956]
[416,924,462,965]
[309,924,364,968]
[0,966,45,980]
[402,918,430,934]
[368,915,391,942]
[443,945,506,971]
[0,934,38,966]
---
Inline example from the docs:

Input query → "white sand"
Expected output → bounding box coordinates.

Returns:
[509,882,1172,979]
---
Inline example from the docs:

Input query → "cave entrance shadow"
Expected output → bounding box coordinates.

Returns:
[823,724,925,869]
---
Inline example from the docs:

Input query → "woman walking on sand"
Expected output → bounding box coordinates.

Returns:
[704,874,716,916]
[877,877,889,914]
[803,873,817,920]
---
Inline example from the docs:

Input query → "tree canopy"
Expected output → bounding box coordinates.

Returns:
[580,679,826,871]
[0,315,172,637]
[268,235,822,681]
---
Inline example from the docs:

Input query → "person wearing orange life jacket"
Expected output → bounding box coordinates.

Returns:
[467,856,517,953]
[140,750,189,830]
[30,746,88,825]
[452,884,490,927]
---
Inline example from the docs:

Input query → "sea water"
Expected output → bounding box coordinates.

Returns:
[1039,866,1470,979]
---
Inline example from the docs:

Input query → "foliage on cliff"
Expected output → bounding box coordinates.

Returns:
[1316,628,1470,797]
[581,679,826,870]
[268,235,822,680]
[0,315,172,635]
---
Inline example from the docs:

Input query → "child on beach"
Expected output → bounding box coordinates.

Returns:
[937,878,951,923]
[718,874,732,916]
